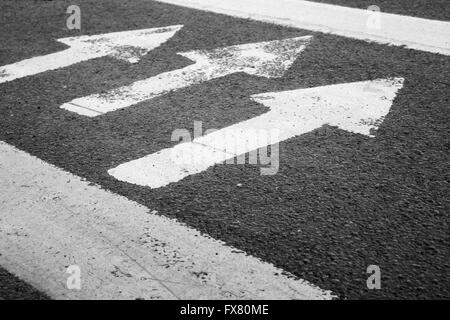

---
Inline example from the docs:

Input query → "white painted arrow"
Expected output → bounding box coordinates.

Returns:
[108,77,404,189]
[60,36,312,117]
[0,25,183,84]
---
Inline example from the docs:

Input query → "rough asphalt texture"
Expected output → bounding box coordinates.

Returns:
[0,0,449,299]
[0,266,49,300]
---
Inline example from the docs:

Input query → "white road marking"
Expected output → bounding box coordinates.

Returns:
[0,141,334,300]
[109,78,404,188]
[0,25,183,84]
[60,36,312,117]
[156,0,450,55]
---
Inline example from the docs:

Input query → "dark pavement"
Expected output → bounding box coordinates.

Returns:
[0,267,49,300]
[0,0,448,299]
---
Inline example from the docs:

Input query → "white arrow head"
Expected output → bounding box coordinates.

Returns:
[252,77,405,137]
[178,36,312,78]
[58,25,183,63]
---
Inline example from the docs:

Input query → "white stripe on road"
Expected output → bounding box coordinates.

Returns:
[60,36,312,116]
[155,0,450,55]
[109,78,404,189]
[0,141,334,300]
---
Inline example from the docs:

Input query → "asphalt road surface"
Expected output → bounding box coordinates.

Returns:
[0,267,49,300]
[0,0,448,299]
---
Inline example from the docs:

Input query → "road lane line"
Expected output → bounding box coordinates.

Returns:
[0,141,334,300]
[155,0,450,55]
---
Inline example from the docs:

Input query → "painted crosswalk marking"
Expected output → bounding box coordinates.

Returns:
[60,36,312,117]
[109,78,404,188]
[0,141,334,300]
[0,25,183,84]
[155,0,450,55]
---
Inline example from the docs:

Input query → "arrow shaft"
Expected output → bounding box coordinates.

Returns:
[60,62,227,117]
[108,110,322,188]
[196,111,322,153]
[0,47,102,84]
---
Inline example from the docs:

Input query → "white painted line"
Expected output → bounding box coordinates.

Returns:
[0,25,183,84]
[156,0,450,55]
[60,36,312,116]
[0,141,334,300]
[109,78,404,188]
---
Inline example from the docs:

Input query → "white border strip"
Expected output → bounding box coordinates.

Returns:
[0,141,334,300]
[155,0,450,55]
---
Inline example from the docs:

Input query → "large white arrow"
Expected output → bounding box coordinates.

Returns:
[108,77,404,189]
[0,25,183,84]
[60,36,312,117]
